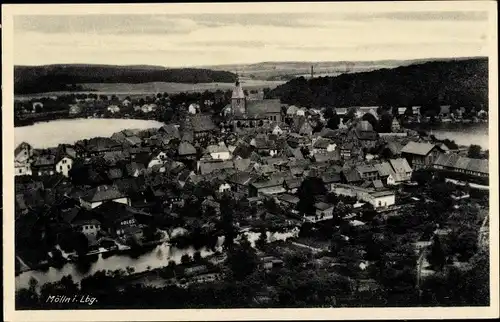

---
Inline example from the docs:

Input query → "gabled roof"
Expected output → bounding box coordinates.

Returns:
[191,114,216,132]
[284,177,302,190]
[389,158,412,174]
[198,160,234,175]
[159,124,181,139]
[247,99,282,116]
[33,154,56,167]
[374,162,395,178]
[92,201,151,225]
[233,158,253,172]
[124,136,143,146]
[343,168,362,183]
[313,151,341,163]
[81,185,127,203]
[433,153,488,174]
[178,141,197,156]
[321,172,342,184]
[401,141,439,156]
[314,202,334,211]
[227,171,259,186]
[313,138,334,149]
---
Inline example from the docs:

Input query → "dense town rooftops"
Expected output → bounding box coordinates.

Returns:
[80,184,127,203]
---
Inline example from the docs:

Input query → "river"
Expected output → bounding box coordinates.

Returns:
[14,118,165,149]
[15,229,299,290]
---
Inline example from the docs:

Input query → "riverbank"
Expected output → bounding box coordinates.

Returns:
[14,118,165,148]
[15,228,299,290]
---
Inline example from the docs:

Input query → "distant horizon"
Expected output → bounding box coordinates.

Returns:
[14,55,488,69]
[13,4,491,66]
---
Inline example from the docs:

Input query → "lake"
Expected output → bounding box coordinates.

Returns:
[14,118,165,149]
[408,123,489,150]
[15,229,299,290]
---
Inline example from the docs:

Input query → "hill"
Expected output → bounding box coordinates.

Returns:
[268,58,488,110]
[14,65,237,94]
[199,57,480,81]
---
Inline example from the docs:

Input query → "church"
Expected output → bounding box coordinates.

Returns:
[223,79,284,129]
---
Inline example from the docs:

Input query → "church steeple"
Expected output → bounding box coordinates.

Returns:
[231,75,246,116]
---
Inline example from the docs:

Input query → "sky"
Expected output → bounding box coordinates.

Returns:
[12,3,492,67]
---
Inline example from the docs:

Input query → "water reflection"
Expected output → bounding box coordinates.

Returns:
[15,229,298,290]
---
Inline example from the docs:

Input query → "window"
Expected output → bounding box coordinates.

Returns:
[19,169,22,174]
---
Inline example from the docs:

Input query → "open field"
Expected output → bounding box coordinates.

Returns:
[14,80,285,101]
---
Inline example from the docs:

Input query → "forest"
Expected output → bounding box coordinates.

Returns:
[268,58,488,112]
[14,65,237,94]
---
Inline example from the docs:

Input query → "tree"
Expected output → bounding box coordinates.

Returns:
[255,227,268,250]
[377,113,393,133]
[220,195,236,251]
[467,144,482,159]
[326,113,340,130]
[180,254,192,265]
[427,235,446,271]
[193,251,202,263]
[227,236,259,281]
[330,231,345,256]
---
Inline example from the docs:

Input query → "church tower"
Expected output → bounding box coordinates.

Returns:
[231,78,246,116]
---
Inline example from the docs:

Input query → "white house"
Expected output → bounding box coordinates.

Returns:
[218,183,232,193]
[147,151,168,168]
[188,103,200,114]
[272,124,284,135]
[107,105,120,114]
[55,156,73,177]
[332,183,396,209]
[296,107,307,117]
[141,104,158,114]
[14,142,33,176]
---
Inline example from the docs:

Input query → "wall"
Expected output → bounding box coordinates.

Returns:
[56,157,73,177]
[369,194,396,208]
[211,152,232,161]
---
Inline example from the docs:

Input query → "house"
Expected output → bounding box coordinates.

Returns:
[141,104,158,114]
[439,105,451,119]
[312,138,337,155]
[296,107,307,117]
[79,184,131,210]
[314,202,335,221]
[312,151,341,163]
[391,118,401,132]
[227,171,259,195]
[292,117,313,136]
[342,168,363,185]
[249,176,286,197]
[433,153,489,179]
[272,123,289,135]
[197,160,234,175]
[107,105,120,114]
[69,104,83,115]
[178,141,197,160]
[355,164,380,181]
[147,151,168,169]
[91,201,148,238]
[55,155,74,178]
[276,193,300,209]
[352,121,378,149]
[283,177,302,193]
[340,143,354,160]
[14,142,33,176]
[31,154,56,176]
[190,114,217,141]
[206,142,232,160]
[124,136,143,147]
[332,183,396,209]
[286,105,300,116]
[65,207,102,238]
[322,172,342,191]
[76,137,122,157]
[125,162,146,177]
[397,107,407,116]
[260,256,284,270]
[251,137,278,156]
[401,142,443,170]
[188,103,199,114]
[388,158,413,184]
